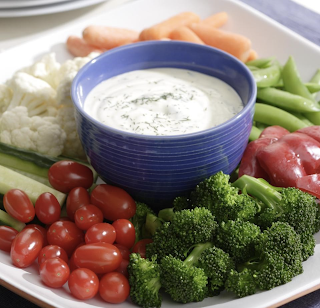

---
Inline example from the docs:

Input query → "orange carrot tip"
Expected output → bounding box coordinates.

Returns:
[83,25,139,50]
[66,35,104,57]
[169,26,204,44]
[246,49,259,62]
[139,11,200,41]
[201,11,228,28]
[189,23,251,62]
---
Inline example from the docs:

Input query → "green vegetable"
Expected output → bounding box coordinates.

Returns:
[225,222,303,297]
[0,165,66,205]
[290,112,315,126]
[253,103,308,132]
[0,209,25,231]
[246,57,275,68]
[249,126,262,141]
[304,82,320,94]
[233,175,318,260]
[190,171,259,223]
[250,64,281,88]
[160,242,212,303]
[257,87,320,113]
[282,56,314,101]
[128,253,162,308]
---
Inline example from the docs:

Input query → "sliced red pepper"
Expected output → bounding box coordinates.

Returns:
[297,126,320,143]
[238,137,273,180]
[277,132,320,175]
[256,141,307,187]
[259,125,290,140]
[296,174,320,199]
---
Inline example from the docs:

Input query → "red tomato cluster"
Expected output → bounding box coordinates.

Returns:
[0,160,152,304]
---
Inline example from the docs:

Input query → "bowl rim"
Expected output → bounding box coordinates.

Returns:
[71,40,257,141]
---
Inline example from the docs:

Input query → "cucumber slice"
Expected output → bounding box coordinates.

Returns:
[0,209,25,231]
[0,165,66,205]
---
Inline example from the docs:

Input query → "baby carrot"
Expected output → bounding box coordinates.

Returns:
[188,23,251,62]
[201,11,228,28]
[66,35,104,57]
[169,26,205,44]
[139,12,200,41]
[83,26,139,50]
[246,50,258,62]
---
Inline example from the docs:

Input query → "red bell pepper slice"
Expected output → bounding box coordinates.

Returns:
[296,174,320,199]
[256,141,307,187]
[297,126,320,143]
[259,125,290,140]
[277,132,320,175]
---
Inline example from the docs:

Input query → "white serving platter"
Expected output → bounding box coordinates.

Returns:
[1,0,320,307]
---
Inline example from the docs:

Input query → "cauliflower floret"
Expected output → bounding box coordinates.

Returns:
[57,105,86,159]
[0,106,66,157]
[19,53,61,89]
[0,84,13,115]
[56,52,100,106]
[6,72,57,117]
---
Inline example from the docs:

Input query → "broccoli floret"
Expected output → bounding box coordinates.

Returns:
[225,268,257,298]
[233,175,318,260]
[190,171,258,223]
[145,212,164,236]
[225,222,303,297]
[196,246,235,296]
[146,207,218,262]
[128,253,162,308]
[172,195,192,211]
[130,201,155,242]
[216,220,261,263]
[160,242,212,303]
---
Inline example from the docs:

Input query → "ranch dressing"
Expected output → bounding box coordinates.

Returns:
[84,68,243,136]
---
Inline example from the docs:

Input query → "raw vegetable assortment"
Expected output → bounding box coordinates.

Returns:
[0,7,320,308]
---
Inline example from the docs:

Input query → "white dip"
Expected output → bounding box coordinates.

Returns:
[84,68,243,136]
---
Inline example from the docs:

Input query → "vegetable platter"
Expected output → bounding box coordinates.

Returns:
[1,0,320,307]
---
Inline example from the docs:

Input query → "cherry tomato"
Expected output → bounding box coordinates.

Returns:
[24,224,49,247]
[48,161,93,193]
[38,245,69,265]
[24,224,49,246]
[90,184,136,221]
[39,258,70,288]
[115,259,129,279]
[73,242,122,274]
[74,205,103,231]
[0,226,19,252]
[66,187,90,221]
[10,228,43,268]
[112,219,136,249]
[68,268,99,300]
[85,223,116,245]
[132,239,153,258]
[99,272,130,304]
[3,189,35,223]
[47,221,84,257]
[35,192,61,225]
[113,243,130,261]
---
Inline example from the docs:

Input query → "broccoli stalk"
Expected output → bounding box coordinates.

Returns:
[128,253,162,308]
[233,175,318,260]
[160,242,213,303]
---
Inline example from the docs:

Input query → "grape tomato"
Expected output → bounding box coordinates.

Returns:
[74,204,103,230]
[66,187,90,221]
[3,189,35,223]
[35,192,61,225]
[39,258,70,288]
[132,238,153,259]
[0,226,19,252]
[68,268,99,300]
[48,161,93,193]
[85,223,116,245]
[90,184,136,221]
[38,245,69,265]
[112,219,136,249]
[10,228,43,268]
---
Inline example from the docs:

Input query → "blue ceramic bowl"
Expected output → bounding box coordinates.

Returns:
[71,41,256,211]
